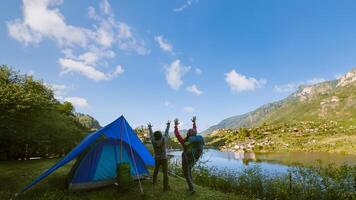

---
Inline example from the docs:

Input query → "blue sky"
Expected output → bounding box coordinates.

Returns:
[1,0,356,131]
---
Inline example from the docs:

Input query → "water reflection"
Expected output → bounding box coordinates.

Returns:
[168,149,356,175]
[169,149,290,175]
[226,151,256,165]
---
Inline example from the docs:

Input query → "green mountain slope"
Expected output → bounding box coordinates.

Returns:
[203,68,356,134]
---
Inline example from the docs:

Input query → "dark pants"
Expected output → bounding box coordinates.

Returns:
[153,158,168,190]
[182,152,195,191]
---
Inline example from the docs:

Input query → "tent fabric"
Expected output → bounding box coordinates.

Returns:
[92,141,149,181]
[93,143,122,181]
[70,139,149,184]
[68,139,149,191]
[70,140,105,183]
[20,116,154,193]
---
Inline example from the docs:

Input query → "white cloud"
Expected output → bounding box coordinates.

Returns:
[59,58,107,81]
[112,65,125,77]
[64,97,89,108]
[274,83,297,93]
[225,70,266,92]
[6,19,41,45]
[173,0,198,12]
[274,77,326,93]
[48,84,67,92]
[45,83,91,109]
[195,68,202,75]
[100,0,111,15]
[163,100,171,107]
[88,6,97,19]
[154,35,173,53]
[59,58,124,81]
[45,83,67,100]
[115,22,149,55]
[7,0,89,47]
[118,22,132,39]
[165,59,190,90]
[186,84,203,95]
[7,0,148,81]
[183,106,194,113]
[58,48,122,81]
[95,21,115,48]
[89,4,149,55]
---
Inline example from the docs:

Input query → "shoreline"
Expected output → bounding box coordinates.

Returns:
[215,147,356,166]
[219,147,356,156]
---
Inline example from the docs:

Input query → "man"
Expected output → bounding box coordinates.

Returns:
[148,121,170,191]
[174,116,204,194]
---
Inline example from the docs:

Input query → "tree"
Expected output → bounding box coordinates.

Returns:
[57,101,75,116]
[0,65,87,160]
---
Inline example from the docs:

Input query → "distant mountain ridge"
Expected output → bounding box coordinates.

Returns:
[202,102,283,134]
[202,68,356,135]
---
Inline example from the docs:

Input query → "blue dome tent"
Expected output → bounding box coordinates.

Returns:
[19,115,154,193]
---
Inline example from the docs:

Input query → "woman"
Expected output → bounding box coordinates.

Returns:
[174,116,204,194]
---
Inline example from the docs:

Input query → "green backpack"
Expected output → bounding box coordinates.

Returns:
[117,163,132,192]
[185,135,204,162]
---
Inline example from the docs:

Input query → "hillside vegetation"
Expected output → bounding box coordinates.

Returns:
[206,120,356,154]
[205,69,356,154]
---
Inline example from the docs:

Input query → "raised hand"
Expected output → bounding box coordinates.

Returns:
[166,120,171,126]
[147,122,152,128]
[191,116,197,123]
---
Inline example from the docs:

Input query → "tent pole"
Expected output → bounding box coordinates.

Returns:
[124,121,144,194]
[114,138,118,165]
[120,118,123,162]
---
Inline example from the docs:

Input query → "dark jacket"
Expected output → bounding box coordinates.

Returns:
[149,123,170,160]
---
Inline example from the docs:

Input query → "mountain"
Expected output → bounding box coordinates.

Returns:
[75,113,102,131]
[202,102,284,135]
[203,68,356,134]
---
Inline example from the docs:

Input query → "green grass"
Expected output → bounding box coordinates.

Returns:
[0,159,246,200]
[170,162,356,200]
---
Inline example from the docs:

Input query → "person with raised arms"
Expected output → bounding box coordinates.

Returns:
[148,121,171,192]
[174,116,204,194]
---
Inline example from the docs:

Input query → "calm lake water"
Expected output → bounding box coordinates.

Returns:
[168,149,356,175]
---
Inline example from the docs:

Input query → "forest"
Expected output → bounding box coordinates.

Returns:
[0,65,92,160]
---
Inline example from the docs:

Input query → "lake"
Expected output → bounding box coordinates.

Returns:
[168,149,356,175]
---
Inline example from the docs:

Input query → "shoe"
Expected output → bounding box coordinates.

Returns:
[163,186,171,192]
[189,189,196,195]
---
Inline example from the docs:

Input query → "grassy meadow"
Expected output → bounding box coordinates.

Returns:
[0,159,246,200]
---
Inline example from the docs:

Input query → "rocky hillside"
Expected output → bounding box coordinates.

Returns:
[206,120,356,154]
[75,113,101,131]
[203,68,356,134]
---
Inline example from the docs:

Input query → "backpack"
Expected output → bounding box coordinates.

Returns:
[185,135,204,162]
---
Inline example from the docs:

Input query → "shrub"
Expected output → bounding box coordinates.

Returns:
[169,161,356,200]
